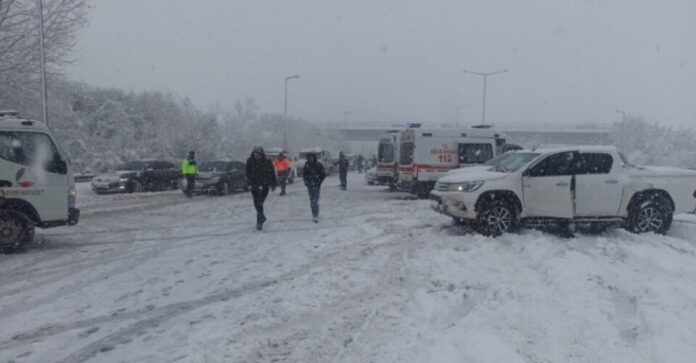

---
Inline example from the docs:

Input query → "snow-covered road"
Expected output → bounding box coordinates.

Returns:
[2,174,696,362]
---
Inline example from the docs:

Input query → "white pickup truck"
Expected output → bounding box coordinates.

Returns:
[1,111,80,252]
[430,146,696,236]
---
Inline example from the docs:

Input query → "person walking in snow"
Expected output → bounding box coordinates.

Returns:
[246,146,277,231]
[302,152,326,222]
[338,151,349,190]
[273,152,292,196]
[181,150,198,198]
[356,154,365,174]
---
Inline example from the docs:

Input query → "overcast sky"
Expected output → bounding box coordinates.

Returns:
[67,0,696,127]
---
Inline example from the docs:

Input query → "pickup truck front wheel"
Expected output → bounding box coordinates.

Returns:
[0,210,34,253]
[627,198,672,234]
[475,200,518,237]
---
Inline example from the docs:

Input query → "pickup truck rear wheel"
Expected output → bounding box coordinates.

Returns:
[0,210,34,253]
[475,200,518,237]
[627,198,672,234]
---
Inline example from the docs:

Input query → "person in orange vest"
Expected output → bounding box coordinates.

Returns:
[273,152,292,196]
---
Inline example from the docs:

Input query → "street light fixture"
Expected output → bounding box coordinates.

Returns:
[462,69,508,125]
[283,74,300,150]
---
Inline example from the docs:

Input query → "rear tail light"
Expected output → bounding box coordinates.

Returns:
[69,187,77,208]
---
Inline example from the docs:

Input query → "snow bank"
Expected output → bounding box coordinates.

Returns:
[1,175,696,362]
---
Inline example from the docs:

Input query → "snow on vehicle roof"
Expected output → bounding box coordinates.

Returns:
[0,115,49,131]
[402,127,508,139]
[525,145,618,154]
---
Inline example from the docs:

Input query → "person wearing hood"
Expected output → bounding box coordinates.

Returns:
[181,150,198,198]
[338,151,349,190]
[356,154,365,174]
[302,152,326,222]
[246,146,277,230]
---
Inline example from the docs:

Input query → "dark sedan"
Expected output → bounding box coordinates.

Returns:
[91,160,181,194]
[193,160,247,196]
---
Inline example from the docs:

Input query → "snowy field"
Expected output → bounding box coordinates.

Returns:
[2,173,696,362]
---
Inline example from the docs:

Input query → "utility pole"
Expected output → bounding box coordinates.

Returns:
[462,69,508,125]
[283,74,300,150]
[38,0,48,125]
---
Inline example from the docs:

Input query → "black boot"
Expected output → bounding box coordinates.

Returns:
[257,214,267,231]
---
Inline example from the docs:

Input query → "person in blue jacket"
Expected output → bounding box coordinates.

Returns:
[302,152,326,223]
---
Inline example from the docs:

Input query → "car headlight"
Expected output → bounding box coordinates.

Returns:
[450,181,485,192]
[119,177,129,182]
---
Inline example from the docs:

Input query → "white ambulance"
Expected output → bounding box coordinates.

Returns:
[376,130,401,188]
[0,111,79,252]
[397,126,513,196]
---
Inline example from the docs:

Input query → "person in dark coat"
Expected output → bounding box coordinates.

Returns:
[338,151,349,190]
[302,152,326,222]
[356,154,365,174]
[246,146,277,230]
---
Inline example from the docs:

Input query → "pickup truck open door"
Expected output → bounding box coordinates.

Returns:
[522,151,575,219]
[573,152,625,217]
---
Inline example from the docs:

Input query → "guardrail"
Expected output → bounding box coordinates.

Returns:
[74,174,95,182]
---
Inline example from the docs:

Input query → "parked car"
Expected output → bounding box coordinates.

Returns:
[295,148,335,176]
[365,166,380,185]
[430,145,696,237]
[193,160,247,195]
[1,111,79,252]
[91,160,180,194]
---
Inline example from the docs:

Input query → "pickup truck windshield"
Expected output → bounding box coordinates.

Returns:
[490,152,540,172]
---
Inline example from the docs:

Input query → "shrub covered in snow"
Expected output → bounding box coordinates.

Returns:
[612,117,696,169]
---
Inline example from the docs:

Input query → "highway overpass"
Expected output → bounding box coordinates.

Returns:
[332,126,615,146]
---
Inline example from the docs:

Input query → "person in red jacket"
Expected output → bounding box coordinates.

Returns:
[273,152,292,196]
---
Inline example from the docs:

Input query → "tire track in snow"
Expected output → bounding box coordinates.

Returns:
[0,228,397,358]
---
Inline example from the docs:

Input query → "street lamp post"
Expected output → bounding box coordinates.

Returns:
[615,109,627,151]
[283,74,300,150]
[462,69,508,124]
[37,0,48,126]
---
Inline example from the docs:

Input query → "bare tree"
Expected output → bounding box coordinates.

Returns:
[0,0,86,78]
